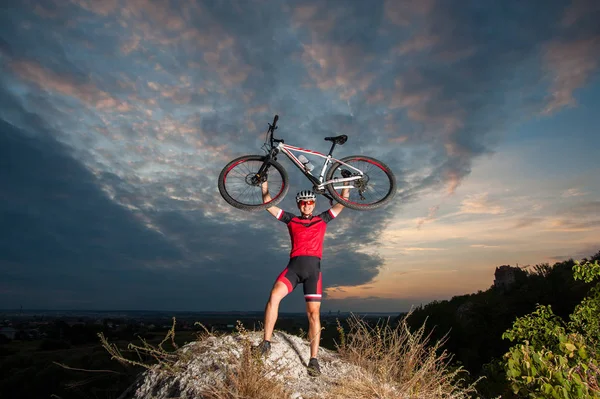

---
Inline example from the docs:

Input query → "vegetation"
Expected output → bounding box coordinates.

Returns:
[0,319,199,399]
[99,317,183,374]
[94,314,476,398]
[502,260,600,398]
[202,323,293,399]
[2,250,599,398]
[330,313,478,398]
[99,319,294,399]
[405,250,600,398]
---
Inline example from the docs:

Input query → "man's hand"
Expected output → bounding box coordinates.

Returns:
[261,180,271,203]
[262,180,282,217]
[331,177,350,216]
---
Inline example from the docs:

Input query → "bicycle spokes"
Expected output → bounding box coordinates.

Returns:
[327,156,395,209]
[222,158,285,207]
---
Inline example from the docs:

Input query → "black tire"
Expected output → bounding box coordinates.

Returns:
[325,155,396,211]
[218,155,289,212]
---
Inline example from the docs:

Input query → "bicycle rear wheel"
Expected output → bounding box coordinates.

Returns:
[218,155,289,212]
[326,155,396,211]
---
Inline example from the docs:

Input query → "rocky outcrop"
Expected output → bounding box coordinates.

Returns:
[119,331,361,399]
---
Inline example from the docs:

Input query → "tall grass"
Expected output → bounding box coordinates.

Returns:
[329,313,479,399]
[203,336,292,399]
[201,314,478,398]
[104,316,478,398]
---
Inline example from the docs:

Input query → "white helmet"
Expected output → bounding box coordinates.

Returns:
[296,190,316,202]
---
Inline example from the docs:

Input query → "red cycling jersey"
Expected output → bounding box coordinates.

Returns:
[273,209,337,259]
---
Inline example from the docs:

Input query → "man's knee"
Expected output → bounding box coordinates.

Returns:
[268,282,289,304]
[306,307,321,324]
[267,292,283,307]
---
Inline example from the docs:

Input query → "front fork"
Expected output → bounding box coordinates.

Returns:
[253,152,277,185]
[254,163,270,185]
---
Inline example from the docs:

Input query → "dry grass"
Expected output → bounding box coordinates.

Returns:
[202,314,479,399]
[202,335,292,399]
[99,317,182,374]
[328,313,480,399]
[104,317,479,399]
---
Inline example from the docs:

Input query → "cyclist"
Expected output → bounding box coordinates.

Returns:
[256,180,349,377]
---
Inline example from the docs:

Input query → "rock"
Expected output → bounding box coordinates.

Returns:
[121,330,361,399]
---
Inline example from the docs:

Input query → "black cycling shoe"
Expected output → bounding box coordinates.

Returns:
[307,357,321,377]
[253,340,271,357]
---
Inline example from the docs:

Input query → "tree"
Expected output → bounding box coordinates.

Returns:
[502,260,600,398]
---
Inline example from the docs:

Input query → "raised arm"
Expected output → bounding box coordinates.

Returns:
[330,183,350,216]
[261,180,282,218]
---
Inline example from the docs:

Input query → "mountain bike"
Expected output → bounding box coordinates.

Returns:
[218,115,396,211]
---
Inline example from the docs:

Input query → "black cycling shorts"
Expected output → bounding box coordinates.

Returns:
[275,256,322,302]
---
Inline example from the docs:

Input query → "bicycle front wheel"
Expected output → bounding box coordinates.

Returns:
[326,155,396,210]
[218,155,289,212]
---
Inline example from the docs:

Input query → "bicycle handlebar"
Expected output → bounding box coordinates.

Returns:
[269,115,279,133]
[268,114,283,147]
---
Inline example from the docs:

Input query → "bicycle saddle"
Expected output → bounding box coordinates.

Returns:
[324,135,348,145]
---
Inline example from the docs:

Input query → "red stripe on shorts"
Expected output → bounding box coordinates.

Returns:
[317,272,322,295]
[276,268,293,293]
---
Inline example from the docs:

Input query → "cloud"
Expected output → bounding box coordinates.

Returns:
[0,124,192,313]
[0,108,386,311]
[70,0,119,16]
[12,0,593,202]
[459,193,506,215]
[561,0,600,27]
[562,188,586,197]
[541,0,600,114]
[402,247,445,252]
[416,205,439,229]
[384,0,435,27]
[563,201,600,217]
[393,33,438,55]
[537,202,600,233]
[9,59,129,111]
[514,217,542,229]
[1,0,599,312]
[546,219,600,232]
[542,36,600,114]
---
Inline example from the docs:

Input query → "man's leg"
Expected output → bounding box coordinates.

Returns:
[303,262,323,361]
[263,281,289,342]
[306,300,321,358]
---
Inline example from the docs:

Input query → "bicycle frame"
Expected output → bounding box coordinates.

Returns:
[274,142,362,192]
[256,115,362,201]
[221,115,395,211]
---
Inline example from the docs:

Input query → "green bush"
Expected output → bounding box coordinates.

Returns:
[502,260,600,398]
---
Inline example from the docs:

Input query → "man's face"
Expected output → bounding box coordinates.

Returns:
[297,199,315,216]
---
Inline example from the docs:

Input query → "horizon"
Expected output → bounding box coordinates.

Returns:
[0,308,402,316]
[1,0,599,313]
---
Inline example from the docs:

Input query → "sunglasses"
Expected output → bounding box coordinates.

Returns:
[299,200,315,206]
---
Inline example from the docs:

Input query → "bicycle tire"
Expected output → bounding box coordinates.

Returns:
[218,155,289,212]
[325,155,396,211]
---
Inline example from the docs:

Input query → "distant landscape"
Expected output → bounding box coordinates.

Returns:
[1,250,598,398]
[0,308,400,399]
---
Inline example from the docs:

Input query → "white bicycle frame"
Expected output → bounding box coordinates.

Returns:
[275,142,363,192]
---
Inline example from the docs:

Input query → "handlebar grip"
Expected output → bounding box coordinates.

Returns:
[273,115,279,124]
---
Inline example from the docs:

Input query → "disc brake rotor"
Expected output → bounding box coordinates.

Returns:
[246,173,260,186]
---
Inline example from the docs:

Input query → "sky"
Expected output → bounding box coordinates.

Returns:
[1,0,599,313]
